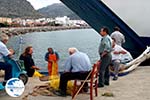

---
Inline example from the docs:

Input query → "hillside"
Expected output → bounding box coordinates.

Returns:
[0,0,42,18]
[38,3,80,20]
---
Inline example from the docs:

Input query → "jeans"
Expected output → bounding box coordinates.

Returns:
[0,62,12,80]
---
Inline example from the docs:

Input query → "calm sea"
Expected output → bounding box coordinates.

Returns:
[7,29,101,72]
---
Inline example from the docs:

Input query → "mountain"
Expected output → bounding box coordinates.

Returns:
[38,3,80,20]
[0,0,42,18]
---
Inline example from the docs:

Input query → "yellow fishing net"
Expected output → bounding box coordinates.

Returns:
[50,78,74,95]
[33,70,44,77]
[33,70,74,95]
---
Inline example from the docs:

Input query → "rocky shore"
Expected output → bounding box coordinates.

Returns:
[0,26,91,36]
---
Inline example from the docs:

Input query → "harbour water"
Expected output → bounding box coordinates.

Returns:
[7,29,101,72]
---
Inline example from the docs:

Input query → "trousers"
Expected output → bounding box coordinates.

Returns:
[59,71,91,93]
[98,53,112,85]
[0,62,12,80]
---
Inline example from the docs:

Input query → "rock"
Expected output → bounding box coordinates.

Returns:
[102,92,114,97]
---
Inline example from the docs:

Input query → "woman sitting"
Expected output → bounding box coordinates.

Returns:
[19,46,40,77]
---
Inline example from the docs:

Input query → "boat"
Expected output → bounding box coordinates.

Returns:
[59,0,150,76]
[110,46,150,76]
[60,0,150,59]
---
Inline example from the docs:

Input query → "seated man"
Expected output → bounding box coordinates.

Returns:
[111,38,133,80]
[0,34,14,85]
[55,47,92,96]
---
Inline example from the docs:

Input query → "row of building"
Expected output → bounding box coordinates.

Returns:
[0,16,89,27]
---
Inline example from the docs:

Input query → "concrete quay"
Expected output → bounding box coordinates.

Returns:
[0,66,150,100]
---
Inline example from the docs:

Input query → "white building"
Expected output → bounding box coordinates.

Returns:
[55,16,70,26]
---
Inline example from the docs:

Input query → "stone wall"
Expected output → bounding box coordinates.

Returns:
[0,26,90,37]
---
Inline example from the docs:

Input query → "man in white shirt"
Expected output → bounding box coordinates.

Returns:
[111,26,125,46]
[111,38,133,80]
[0,33,14,85]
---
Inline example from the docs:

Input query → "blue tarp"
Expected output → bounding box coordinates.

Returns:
[60,0,150,58]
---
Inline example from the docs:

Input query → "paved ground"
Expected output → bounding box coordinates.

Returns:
[1,66,150,100]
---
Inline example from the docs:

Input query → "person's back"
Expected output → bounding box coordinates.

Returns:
[56,48,92,96]
[68,51,91,72]
[111,27,125,46]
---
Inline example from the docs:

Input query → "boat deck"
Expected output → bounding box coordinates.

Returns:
[1,66,150,100]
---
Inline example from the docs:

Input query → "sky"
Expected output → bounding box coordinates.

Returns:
[27,0,61,10]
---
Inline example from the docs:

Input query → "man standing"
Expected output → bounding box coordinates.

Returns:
[44,48,59,78]
[0,33,14,85]
[55,47,92,96]
[111,26,125,46]
[98,27,112,87]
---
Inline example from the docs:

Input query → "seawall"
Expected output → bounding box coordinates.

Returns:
[0,26,91,36]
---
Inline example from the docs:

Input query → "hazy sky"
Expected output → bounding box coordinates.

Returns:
[27,0,61,10]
